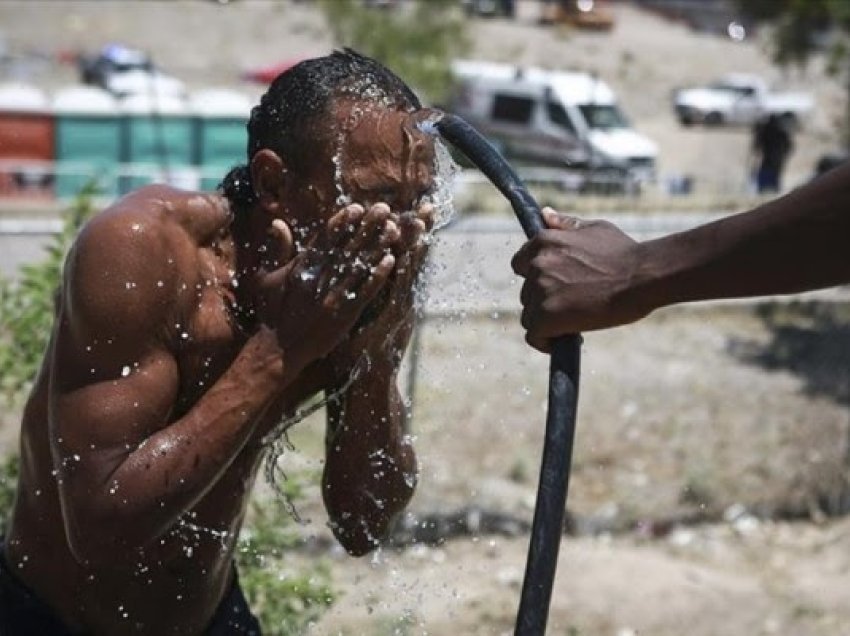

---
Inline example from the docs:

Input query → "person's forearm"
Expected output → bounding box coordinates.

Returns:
[322,365,417,556]
[637,165,850,310]
[59,327,290,561]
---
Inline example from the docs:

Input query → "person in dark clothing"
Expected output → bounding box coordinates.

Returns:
[752,113,793,193]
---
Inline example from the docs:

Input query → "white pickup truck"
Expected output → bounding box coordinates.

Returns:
[673,74,814,128]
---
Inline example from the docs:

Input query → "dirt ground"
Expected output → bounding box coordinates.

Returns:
[264,301,850,636]
[2,2,850,634]
[310,518,850,636]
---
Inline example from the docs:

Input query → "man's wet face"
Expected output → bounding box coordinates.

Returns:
[278,100,437,259]
[301,100,435,330]
[296,100,437,224]
[335,102,437,215]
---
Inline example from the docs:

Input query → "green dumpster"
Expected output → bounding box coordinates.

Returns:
[53,86,121,199]
[190,89,251,192]
[120,93,197,195]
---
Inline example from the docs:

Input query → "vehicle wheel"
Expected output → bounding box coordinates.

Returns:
[678,114,694,127]
[704,111,724,126]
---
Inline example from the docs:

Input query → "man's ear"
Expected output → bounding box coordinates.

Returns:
[250,149,288,215]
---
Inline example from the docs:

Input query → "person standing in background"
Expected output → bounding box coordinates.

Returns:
[752,113,794,194]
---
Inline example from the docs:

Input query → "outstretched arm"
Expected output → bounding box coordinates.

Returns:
[512,162,850,347]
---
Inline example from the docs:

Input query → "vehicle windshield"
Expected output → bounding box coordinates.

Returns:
[578,104,629,130]
[707,82,755,98]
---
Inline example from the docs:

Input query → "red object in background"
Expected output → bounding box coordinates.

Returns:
[0,85,55,199]
[55,49,82,66]
[240,58,307,85]
[0,114,54,161]
[0,113,55,198]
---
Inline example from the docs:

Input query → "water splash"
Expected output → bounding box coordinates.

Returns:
[407,133,460,318]
[338,75,398,110]
[261,353,372,517]
[175,514,231,550]
[423,137,460,233]
[332,139,353,208]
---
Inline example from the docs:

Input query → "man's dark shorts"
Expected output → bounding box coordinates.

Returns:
[0,549,262,635]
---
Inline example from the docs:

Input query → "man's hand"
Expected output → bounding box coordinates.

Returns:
[328,201,434,379]
[254,204,400,377]
[511,207,651,351]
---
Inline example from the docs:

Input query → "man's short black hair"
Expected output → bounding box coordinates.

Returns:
[221,49,421,207]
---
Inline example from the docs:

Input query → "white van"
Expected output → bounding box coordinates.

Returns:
[446,59,657,190]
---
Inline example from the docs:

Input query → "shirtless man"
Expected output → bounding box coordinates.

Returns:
[2,50,437,634]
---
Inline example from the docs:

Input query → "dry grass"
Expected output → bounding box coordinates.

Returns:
[279,303,850,636]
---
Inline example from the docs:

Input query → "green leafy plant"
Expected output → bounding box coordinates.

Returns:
[0,454,19,534]
[0,184,97,401]
[318,0,469,103]
[237,490,335,634]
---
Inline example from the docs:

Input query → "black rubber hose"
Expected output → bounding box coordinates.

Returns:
[431,113,582,635]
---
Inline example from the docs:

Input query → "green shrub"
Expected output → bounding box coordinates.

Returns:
[0,454,19,534]
[0,184,96,400]
[318,0,469,103]
[237,487,335,635]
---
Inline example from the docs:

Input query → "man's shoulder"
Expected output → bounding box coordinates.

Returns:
[65,186,232,333]
[72,186,233,275]
[82,185,232,248]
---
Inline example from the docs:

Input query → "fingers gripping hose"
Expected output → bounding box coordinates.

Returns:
[427,113,582,635]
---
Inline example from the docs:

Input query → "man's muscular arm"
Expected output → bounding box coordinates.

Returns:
[322,204,429,555]
[512,162,850,348]
[50,202,395,565]
[323,359,416,556]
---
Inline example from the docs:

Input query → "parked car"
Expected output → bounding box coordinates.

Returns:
[673,73,813,128]
[446,59,657,192]
[79,44,184,98]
